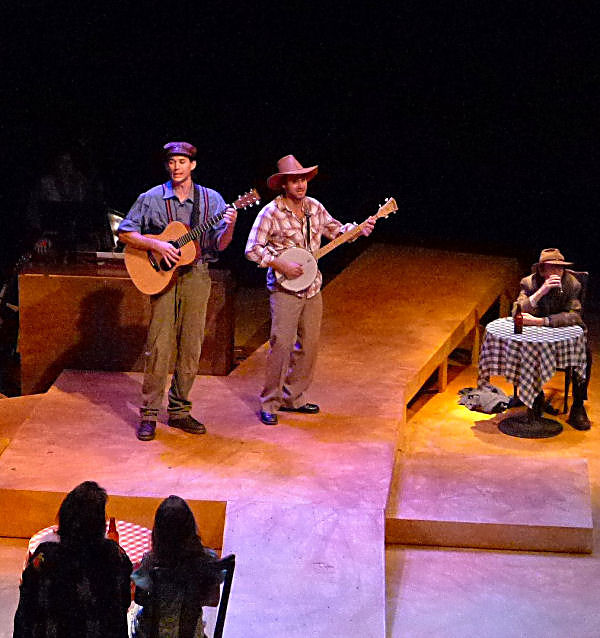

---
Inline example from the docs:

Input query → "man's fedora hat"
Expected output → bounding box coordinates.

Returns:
[267,155,318,190]
[535,248,573,267]
[163,141,197,159]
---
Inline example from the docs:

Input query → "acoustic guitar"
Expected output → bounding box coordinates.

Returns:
[276,197,398,291]
[125,189,260,295]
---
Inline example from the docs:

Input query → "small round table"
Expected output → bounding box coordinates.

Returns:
[478,317,587,438]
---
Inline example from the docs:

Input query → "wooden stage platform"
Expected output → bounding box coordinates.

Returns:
[3,244,590,637]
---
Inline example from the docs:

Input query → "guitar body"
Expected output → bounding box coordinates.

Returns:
[276,247,319,292]
[124,221,197,295]
[122,188,260,295]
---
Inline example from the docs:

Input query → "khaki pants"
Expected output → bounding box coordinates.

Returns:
[140,263,211,420]
[261,291,322,412]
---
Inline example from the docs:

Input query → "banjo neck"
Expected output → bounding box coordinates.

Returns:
[315,197,398,259]
[315,222,363,260]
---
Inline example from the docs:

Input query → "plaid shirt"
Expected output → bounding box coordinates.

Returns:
[245,195,355,298]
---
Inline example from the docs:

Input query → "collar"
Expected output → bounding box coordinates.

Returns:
[275,194,310,216]
[163,180,195,202]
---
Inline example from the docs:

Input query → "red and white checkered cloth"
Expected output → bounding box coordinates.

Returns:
[478,317,587,408]
[27,520,151,568]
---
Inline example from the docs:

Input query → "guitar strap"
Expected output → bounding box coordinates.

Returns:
[306,213,311,252]
[190,184,200,228]
[162,183,202,227]
[198,185,211,255]
[163,183,210,260]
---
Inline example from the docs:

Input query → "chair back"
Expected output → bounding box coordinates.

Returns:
[148,555,234,638]
[213,554,236,638]
[565,269,589,318]
[148,566,202,638]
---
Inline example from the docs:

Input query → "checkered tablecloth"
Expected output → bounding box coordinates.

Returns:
[27,520,151,568]
[478,317,587,409]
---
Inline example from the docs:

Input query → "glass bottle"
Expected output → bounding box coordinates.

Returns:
[107,516,120,544]
[514,303,523,334]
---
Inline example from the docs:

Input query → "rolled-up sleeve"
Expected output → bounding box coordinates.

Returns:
[245,208,278,267]
[117,194,148,235]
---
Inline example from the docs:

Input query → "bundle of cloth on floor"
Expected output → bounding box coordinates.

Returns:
[458,384,510,414]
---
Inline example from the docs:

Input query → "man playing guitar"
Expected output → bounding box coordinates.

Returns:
[118,142,237,441]
[245,154,376,425]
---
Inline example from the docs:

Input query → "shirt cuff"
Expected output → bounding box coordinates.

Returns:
[529,295,538,308]
[259,251,275,268]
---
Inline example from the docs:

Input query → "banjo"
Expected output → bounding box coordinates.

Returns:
[276,197,398,291]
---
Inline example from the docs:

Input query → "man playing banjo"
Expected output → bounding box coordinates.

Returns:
[245,154,376,425]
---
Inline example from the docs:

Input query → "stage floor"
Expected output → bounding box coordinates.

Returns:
[2,245,598,636]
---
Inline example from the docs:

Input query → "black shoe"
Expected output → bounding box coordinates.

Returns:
[544,401,560,416]
[137,419,156,441]
[567,404,591,431]
[532,391,545,420]
[260,410,278,425]
[167,414,206,434]
[279,403,320,414]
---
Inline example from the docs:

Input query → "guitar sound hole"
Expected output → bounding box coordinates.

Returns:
[159,259,174,272]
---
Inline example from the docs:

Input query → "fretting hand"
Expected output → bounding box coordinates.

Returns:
[222,207,237,227]
[360,216,377,237]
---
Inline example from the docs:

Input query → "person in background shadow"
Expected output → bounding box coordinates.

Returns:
[26,148,108,258]
[513,247,592,430]
[13,480,132,638]
[130,495,223,638]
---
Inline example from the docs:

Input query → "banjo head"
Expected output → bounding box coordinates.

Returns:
[277,247,319,291]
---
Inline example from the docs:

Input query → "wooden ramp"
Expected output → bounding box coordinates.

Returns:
[0,244,519,637]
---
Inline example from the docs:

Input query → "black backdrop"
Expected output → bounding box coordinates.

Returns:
[1,1,599,292]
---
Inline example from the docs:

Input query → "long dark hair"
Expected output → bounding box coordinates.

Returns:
[57,481,108,547]
[151,495,207,568]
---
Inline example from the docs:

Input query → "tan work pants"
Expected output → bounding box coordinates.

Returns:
[140,263,211,420]
[261,290,322,412]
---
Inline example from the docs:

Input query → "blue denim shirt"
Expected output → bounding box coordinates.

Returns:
[118,181,227,263]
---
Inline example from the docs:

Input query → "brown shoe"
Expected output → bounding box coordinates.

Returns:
[137,419,156,441]
[167,414,206,434]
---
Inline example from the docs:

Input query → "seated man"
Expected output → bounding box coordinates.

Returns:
[513,247,592,430]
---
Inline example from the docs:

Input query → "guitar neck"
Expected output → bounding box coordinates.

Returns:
[314,220,366,260]
[175,207,230,248]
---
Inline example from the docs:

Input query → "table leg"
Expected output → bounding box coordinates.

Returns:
[498,392,563,439]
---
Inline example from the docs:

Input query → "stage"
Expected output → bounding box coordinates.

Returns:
[1,244,598,637]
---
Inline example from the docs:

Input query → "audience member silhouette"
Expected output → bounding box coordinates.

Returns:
[13,480,132,638]
[130,495,223,638]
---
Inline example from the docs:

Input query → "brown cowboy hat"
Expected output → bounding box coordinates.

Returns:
[267,155,318,190]
[535,248,573,267]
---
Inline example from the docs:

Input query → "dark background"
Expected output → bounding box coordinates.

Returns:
[1,1,599,288]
